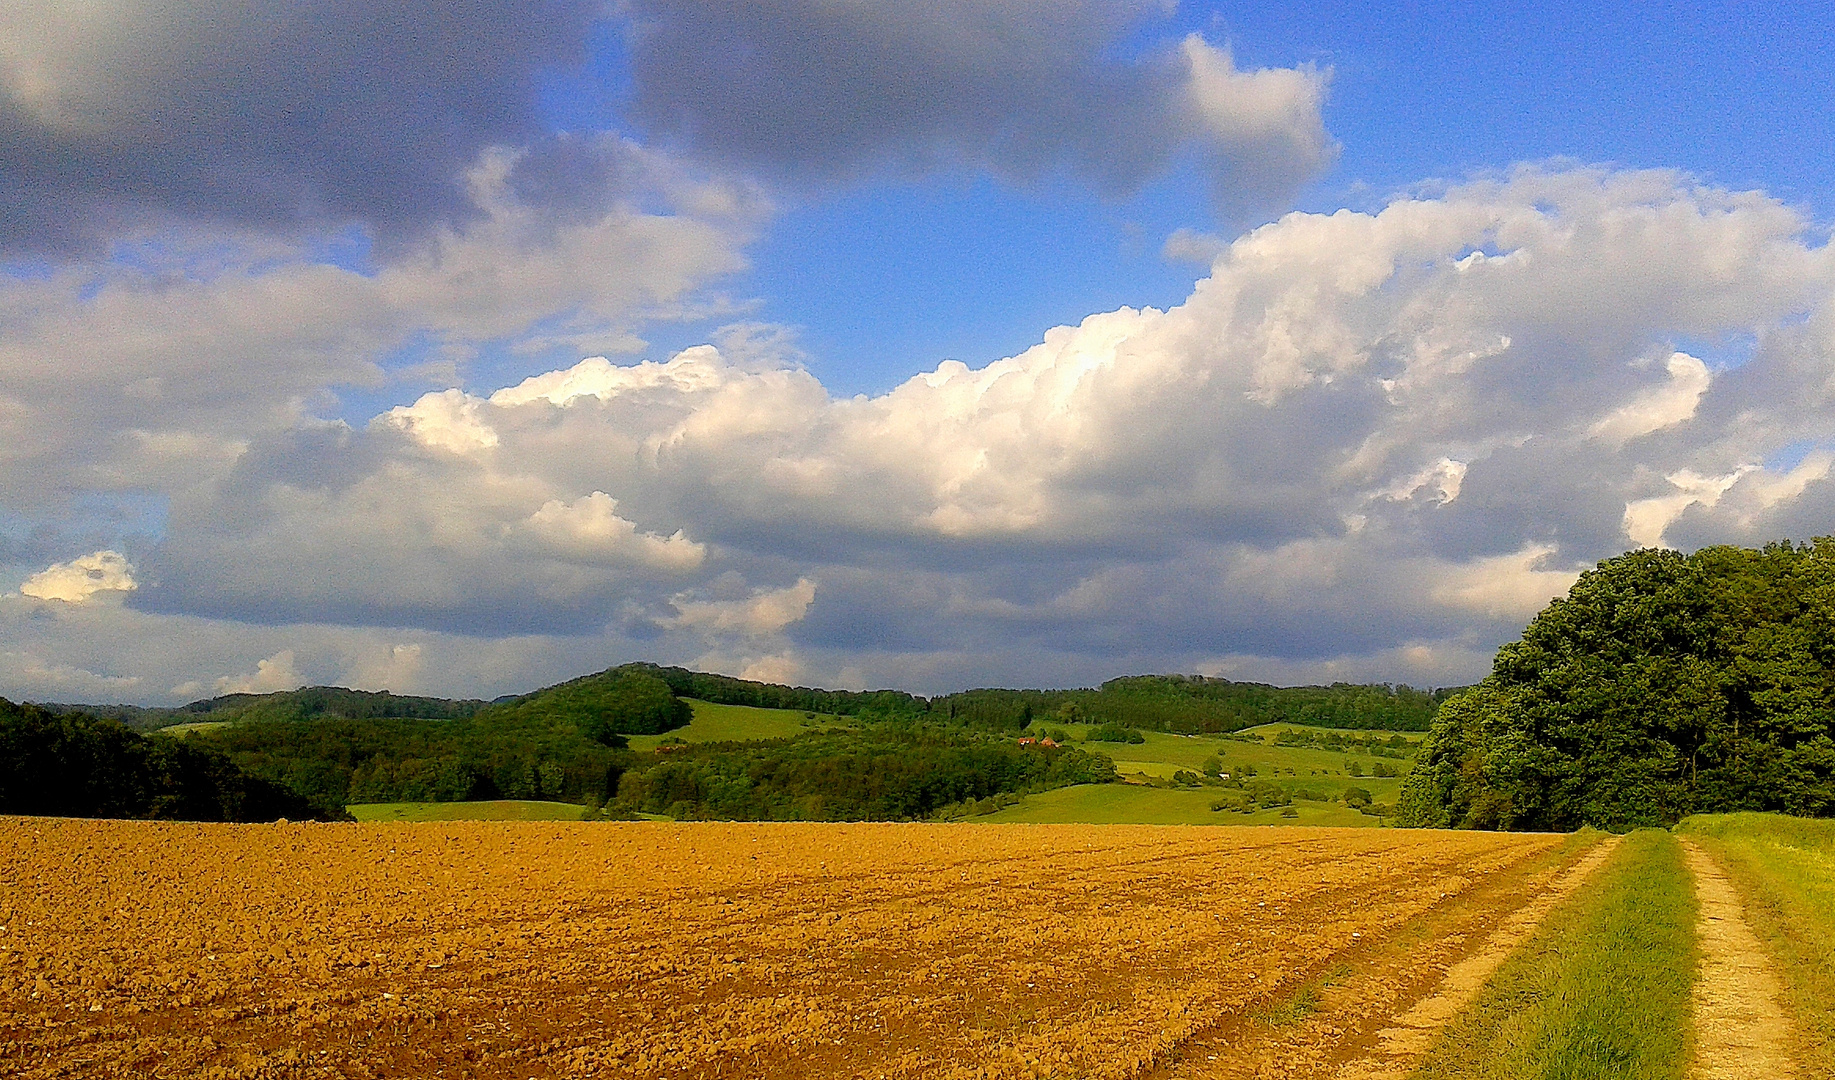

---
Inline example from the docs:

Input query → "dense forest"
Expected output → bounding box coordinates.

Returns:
[615,727,1117,821]
[0,699,338,821]
[930,676,1447,733]
[1400,540,1835,830]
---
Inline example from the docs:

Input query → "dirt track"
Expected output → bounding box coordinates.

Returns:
[0,818,1567,1079]
[1681,839,1797,1080]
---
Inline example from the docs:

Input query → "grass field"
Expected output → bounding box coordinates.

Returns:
[978,720,1417,826]
[1679,812,1835,1072]
[976,781,1380,826]
[153,720,230,736]
[1412,829,1697,1080]
[623,698,849,750]
[346,800,595,822]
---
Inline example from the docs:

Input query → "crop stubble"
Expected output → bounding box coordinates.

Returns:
[0,819,1561,1079]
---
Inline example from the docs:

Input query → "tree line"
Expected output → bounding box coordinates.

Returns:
[0,698,338,821]
[613,726,1117,821]
[929,676,1447,733]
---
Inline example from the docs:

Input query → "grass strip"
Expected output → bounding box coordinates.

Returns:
[1677,811,1835,1072]
[1409,829,1697,1080]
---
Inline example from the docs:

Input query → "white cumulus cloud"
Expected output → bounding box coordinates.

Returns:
[19,551,138,603]
[214,649,305,695]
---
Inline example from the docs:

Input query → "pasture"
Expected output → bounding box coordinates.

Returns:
[346,799,596,822]
[621,699,849,751]
[981,720,1419,826]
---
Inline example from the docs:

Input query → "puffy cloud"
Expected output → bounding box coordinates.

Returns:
[0,590,647,704]
[19,551,137,603]
[622,0,1332,215]
[1379,458,1468,506]
[1429,544,1582,621]
[0,651,141,700]
[522,492,706,570]
[737,654,805,685]
[10,165,1835,701]
[1587,352,1712,444]
[1623,467,1758,548]
[670,578,818,636]
[214,650,304,695]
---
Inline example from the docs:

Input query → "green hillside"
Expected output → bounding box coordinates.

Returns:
[20,659,1452,826]
[966,720,1419,826]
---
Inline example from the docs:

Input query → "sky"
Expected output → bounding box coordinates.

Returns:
[2,0,1833,704]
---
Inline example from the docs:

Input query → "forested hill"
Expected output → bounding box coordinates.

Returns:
[39,666,1448,737]
[1400,540,1835,831]
[36,686,487,731]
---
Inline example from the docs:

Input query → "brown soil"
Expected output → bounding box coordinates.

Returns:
[1680,838,1797,1080]
[1145,833,1620,1080]
[0,818,1564,1080]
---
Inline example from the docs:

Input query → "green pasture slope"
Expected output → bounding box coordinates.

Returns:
[622,699,850,751]
[980,721,1421,826]
[346,800,596,822]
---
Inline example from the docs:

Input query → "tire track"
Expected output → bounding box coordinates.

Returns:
[1145,832,1620,1080]
[1328,832,1621,1079]
[1680,838,1797,1080]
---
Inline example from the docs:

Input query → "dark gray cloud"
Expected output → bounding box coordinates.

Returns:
[621,0,1333,214]
[1,0,1334,258]
[0,0,605,256]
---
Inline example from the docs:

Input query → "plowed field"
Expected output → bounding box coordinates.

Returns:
[0,819,1567,1079]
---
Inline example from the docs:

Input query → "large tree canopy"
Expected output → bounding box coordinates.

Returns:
[1399,541,1835,830]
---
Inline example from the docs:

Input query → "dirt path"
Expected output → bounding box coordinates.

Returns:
[1148,833,1622,1080]
[1679,838,1797,1080]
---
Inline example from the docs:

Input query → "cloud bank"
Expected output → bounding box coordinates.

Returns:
[7,165,1831,703]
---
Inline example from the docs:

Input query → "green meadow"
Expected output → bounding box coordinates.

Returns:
[978,721,1419,826]
[977,782,1380,826]
[622,699,851,750]
[346,800,596,822]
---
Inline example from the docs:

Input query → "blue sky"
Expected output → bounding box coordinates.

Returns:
[2,1,1834,702]
[685,1,1835,394]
